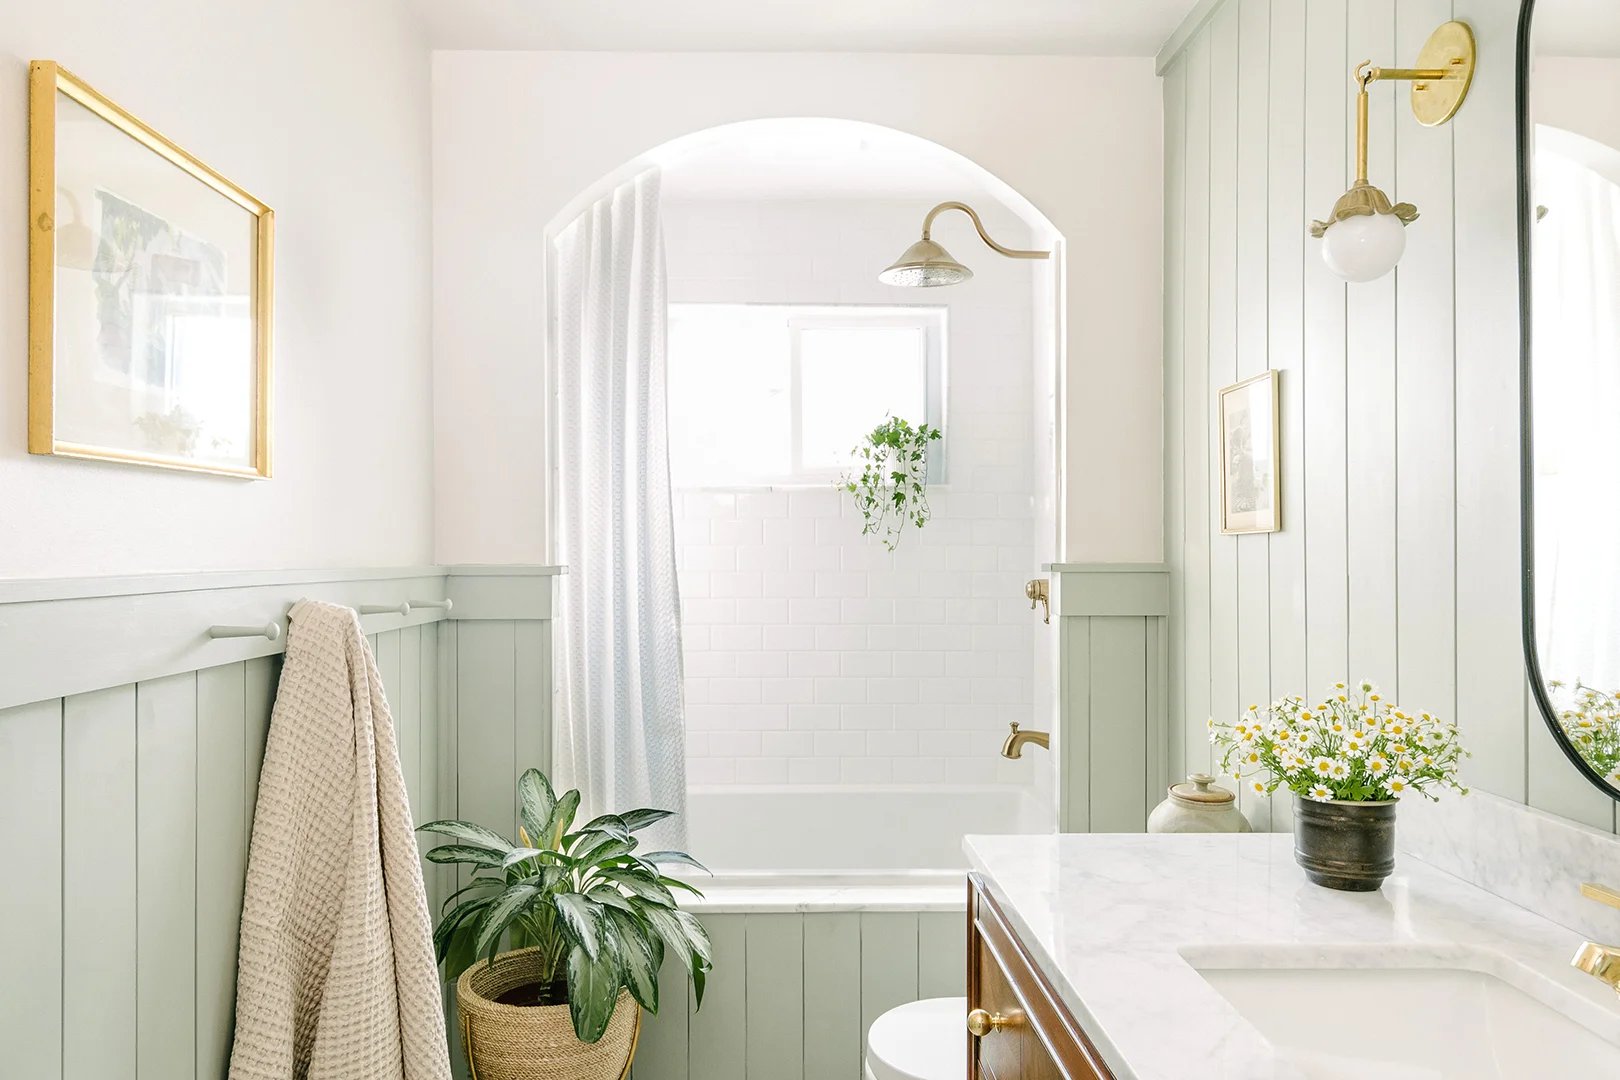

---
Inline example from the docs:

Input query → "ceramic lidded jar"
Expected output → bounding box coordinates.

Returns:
[1147,774,1253,833]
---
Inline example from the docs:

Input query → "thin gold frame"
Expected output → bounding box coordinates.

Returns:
[27,60,274,478]
[1217,371,1281,535]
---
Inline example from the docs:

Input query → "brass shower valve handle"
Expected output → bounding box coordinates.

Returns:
[1025,579,1050,624]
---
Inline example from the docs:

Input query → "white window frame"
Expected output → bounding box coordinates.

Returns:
[668,302,947,488]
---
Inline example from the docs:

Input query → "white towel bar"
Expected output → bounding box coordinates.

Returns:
[209,622,281,641]
[357,603,411,616]
[408,598,453,612]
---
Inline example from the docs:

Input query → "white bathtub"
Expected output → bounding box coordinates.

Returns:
[684,784,1047,873]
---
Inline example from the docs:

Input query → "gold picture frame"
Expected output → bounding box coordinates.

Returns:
[1218,371,1280,534]
[28,60,274,478]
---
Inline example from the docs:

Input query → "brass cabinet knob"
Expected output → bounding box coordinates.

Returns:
[967,1008,1018,1038]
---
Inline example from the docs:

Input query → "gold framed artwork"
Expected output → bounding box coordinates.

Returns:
[1218,371,1280,534]
[28,61,274,478]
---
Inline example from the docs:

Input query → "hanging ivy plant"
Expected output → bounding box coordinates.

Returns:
[841,416,943,551]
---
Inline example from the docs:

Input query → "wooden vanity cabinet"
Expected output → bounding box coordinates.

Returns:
[967,875,1115,1080]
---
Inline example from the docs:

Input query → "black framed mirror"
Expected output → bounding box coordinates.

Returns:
[1519,0,1620,799]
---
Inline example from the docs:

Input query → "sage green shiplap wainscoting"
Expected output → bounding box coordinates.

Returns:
[1159,0,1616,835]
[1046,564,1170,833]
[0,564,560,1080]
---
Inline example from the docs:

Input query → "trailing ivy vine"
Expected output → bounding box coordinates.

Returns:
[841,416,942,551]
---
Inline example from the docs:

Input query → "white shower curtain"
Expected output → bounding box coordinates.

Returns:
[1532,129,1620,693]
[553,168,687,850]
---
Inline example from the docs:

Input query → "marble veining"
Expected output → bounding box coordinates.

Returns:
[965,833,1620,1079]
[1398,790,1620,942]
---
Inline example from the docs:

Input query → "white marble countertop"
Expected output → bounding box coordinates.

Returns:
[965,832,1620,1079]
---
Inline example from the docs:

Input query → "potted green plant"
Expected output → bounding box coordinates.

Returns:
[420,768,712,1080]
[841,415,943,551]
[1210,681,1469,891]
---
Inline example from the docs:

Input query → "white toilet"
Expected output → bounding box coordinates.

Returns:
[864,997,967,1080]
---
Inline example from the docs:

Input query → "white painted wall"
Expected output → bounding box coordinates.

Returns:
[1162,0,1618,835]
[430,51,1164,567]
[0,0,433,577]
[665,198,1040,788]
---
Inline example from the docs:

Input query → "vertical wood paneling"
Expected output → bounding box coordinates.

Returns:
[1345,0,1400,693]
[859,912,919,1045]
[1182,32,1216,780]
[62,686,137,1080]
[1165,48,1190,789]
[514,620,551,781]
[1393,0,1460,736]
[917,910,966,998]
[1234,0,1274,831]
[196,664,249,1079]
[1207,0,1243,805]
[0,699,64,1079]
[1089,618,1149,832]
[687,914,746,1080]
[397,625,424,820]
[456,620,518,835]
[1060,617,1091,831]
[744,915,803,1080]
[1453,0,1530,802]
[1166,0,1611,834]
[137,672,197,1080]
[1266,0,1308,833]
[633,955,690,1080]
[1302,0,1351,699]
[802,913,862,1080]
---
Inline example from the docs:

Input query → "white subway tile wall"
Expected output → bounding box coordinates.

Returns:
[665,198,1040,787]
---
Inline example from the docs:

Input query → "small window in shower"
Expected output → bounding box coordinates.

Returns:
[667,303,944,488]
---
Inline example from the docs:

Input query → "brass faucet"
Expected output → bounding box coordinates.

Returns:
[1001,721,1050,759]
[1572,883,1620,995]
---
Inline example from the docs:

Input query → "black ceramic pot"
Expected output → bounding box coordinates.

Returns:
[1292,797,1397,891]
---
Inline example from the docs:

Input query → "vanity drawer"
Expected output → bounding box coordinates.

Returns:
[968,875,1114,1080]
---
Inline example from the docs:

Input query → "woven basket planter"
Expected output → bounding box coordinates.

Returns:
[456,947,640,1080]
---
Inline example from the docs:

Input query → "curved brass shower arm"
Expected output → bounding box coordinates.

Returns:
[919,201,1050,261]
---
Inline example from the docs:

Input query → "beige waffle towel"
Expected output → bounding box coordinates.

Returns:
[230,600,451,1080]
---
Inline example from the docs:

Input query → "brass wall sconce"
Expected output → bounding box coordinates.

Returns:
[1309,20,1475,282]
[879,200,1050,287]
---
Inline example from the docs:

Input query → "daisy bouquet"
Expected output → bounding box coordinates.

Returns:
[1548,680,1620,785]
[1209,681,1469,803]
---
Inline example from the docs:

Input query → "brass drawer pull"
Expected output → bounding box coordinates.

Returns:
[967,1008,1021,1038]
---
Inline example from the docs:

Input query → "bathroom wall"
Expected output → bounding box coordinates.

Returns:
[664,197,1039,788]
[1161,0,1619,835]
[0,0,434,577]
[430,51,1163,568]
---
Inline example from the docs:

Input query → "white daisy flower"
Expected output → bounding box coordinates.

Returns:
[1387,775,1412,795]
[1250,779,1268,796]
[1366,755,1390,776]
[1308,784,1334,802]
[1312,756,1335,777]
[1328,759,1350,780]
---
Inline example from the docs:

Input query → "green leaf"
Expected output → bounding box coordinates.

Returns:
[425,844,506,869]
[632,900,692,968]
[501,846,544,869]
[572,834,637,868]
[618,808,675,833]
[604,907,660,1013]
[578,813,631,838]
[439,879,500,914]
[434,895,494,963]
[673,909,714,968]
[417,819,513,853]
[567,944,621,1044]
[587,886,639,915]
[641,851,711,875]
[554,892,602,960]
[604,871,677,907]
[473,882,541,961]
[659,875,706,899]
[692,963,708,1010]
[517,769,557,846]
[545,789,581,849]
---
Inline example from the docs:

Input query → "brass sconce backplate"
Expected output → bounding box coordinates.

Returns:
[1408,21,1476,127]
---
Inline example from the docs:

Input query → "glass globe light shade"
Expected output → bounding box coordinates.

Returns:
[1320,210,1407,282]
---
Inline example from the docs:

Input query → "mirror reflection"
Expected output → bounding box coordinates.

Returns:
[1525,0,1620,793]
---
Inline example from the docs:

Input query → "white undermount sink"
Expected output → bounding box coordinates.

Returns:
[1191,962,1620,1078]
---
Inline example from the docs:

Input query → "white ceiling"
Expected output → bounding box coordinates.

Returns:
[1534,0,1620,57]
[411,0,1204,56]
